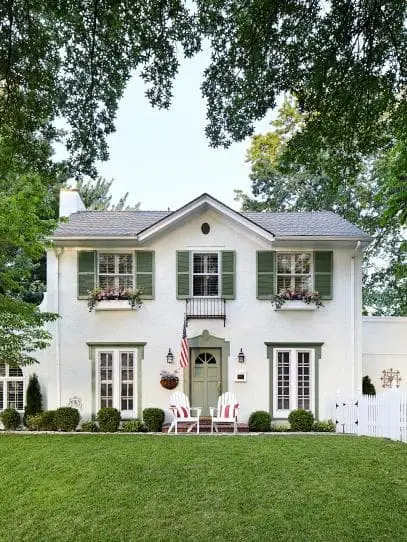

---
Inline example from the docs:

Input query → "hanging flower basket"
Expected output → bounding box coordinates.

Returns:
[160,370,179,390]
[160,378,179,390]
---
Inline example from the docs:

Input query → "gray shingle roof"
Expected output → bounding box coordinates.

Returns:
[54,210,171,237]
[242,211,370,238]
[53,209,370,239]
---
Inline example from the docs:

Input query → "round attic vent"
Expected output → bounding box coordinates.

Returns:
[201,222,210,234]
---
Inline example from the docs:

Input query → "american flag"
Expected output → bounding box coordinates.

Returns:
[179,319,189,368]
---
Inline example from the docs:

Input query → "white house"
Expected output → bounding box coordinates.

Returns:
[3,189,379,424]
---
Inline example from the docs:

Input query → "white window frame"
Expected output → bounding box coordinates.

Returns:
[95,349,137,418]
[191,252,221,297]
[276,251,313,294]
[0,364,25,412]
[97,252,135,292]
[273,348,314,418]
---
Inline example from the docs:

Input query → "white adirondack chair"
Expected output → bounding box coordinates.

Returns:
[168,391,201,434]
[210,392,239,434]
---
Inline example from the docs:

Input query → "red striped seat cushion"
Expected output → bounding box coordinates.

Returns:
[219,403,239,418]
[170,405,190,418]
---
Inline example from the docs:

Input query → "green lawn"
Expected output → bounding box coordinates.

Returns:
[0,435,406,541]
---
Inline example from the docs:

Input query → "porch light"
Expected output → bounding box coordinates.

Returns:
[237,348,245,363]
[166,348,174,364]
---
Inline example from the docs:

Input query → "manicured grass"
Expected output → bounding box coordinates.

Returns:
[0,435,406,541]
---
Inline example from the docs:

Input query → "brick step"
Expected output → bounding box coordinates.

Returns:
[162,422,249,433]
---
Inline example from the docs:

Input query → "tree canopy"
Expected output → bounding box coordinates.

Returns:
[1,2,407,192]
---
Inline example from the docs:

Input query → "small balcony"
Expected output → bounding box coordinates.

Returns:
[185,298,226,326]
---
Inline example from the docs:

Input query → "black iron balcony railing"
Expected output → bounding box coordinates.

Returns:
[185,297,226,326]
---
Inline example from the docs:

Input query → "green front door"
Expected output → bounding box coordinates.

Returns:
[190,348,221,415]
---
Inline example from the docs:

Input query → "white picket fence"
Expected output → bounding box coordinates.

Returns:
[333,389,407,443]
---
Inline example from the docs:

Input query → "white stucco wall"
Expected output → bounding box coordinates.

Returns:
[362,317,407,393]
[34,208,364,423]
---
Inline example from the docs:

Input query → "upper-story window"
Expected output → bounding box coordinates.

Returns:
[193,253,219,296]
[257,250,333,300]
[177,251,235,300]
[78,251,154,299]
[276,252,312,293]
[98,254,134,290]
[0,364,24,411]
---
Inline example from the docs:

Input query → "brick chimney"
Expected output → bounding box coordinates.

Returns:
[59,185,86,218]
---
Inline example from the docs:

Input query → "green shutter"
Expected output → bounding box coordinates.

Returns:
[135,251,154,299]
[221,251,235,299]
[314,251,333,300]
[177,251,190,299]
[77,251,96,298]
[257,251,275,299]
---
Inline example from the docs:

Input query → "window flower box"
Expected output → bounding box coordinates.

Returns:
[271,290,323,311]
[87,288,142,312]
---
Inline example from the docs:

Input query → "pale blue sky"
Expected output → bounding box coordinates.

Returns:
[97,53,272,211]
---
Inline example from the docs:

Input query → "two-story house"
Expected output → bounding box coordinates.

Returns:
[11,189,372,423]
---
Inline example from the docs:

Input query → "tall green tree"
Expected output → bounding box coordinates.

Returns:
[76,177,140,211]
[0,171,58,367]
[236,97,406,316]
[23,373,43,425]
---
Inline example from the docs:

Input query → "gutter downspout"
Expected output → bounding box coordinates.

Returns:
[54,247,63,407]
[351,241,361,396]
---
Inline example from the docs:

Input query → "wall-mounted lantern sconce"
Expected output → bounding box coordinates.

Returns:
[166,348,174,364]
[380,368,401,388]
[237,348,245,363]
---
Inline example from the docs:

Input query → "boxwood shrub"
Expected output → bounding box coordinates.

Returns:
[97,408,121,432]
[121,419,147,432]
[0,408,21,430]
[27,410,57,431]
[312,419,336,432]
[26,414,43,431]
[288,409,314,432]
[143,408,164,432]
[248,410,272,432]
[80,421,99,432]
[40,410,57,431]
[55,407,80,431]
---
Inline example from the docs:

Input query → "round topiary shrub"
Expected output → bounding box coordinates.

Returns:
[288,409,314,432]
[55,407,80,431]
[97,408,121,432]
[142,408,164,432]
[121,419,147,432]
[0,408,21,430]
[248,410,272,432]
[80,421,99,432]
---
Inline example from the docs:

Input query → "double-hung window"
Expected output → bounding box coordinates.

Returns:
[177,251,235,299]
[276,252,312,293]
[78,251,154,299]
[97,350,137,417]
[192,253,219,296]
[257,251,333,300]
[273,349,314,417]
[98,253,134,291]
[0,364,24,411]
